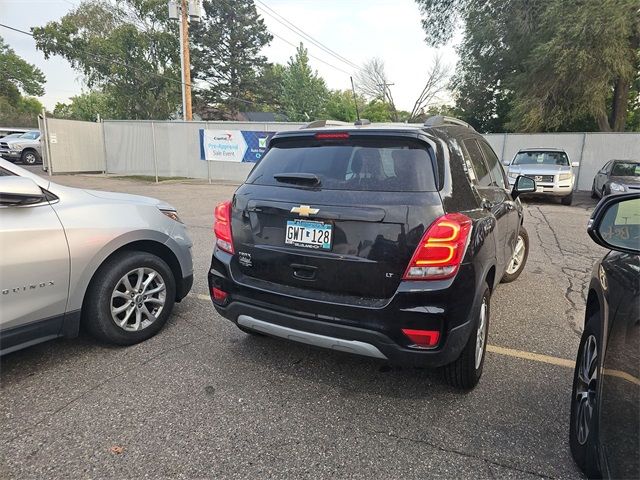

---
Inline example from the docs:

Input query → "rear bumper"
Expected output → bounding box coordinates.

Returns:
[214,300,475,367]
[208,250,483,368]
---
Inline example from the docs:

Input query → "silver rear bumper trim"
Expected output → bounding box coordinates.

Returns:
[237,315,388,360]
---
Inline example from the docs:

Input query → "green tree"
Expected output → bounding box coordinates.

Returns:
[361,100,394,122]
[32,0,181,120]
[280,43,329,122]
[325,90,364,122]
[53,90,116,121]
[509,0,639,132]
[191,0,273,119]
[415,0,640,132]
[0,36,46,127]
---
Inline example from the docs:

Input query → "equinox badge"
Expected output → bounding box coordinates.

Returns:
[290,205,319,217]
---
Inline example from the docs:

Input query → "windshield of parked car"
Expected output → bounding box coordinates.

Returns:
[611,161,640,177]
[512,151,569,166]
[19,131,40,140]
[246,137,437,192]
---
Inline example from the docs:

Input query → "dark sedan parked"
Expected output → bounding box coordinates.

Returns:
[570,192,639,479]
[591,159,640,198]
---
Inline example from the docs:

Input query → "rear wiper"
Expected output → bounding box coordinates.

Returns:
[273,173,321,186]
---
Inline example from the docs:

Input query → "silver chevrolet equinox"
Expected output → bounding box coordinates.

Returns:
[0,159,193,355]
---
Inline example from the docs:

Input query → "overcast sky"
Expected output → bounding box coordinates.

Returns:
[1,0,460,112]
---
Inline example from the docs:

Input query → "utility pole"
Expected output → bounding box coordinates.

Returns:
[180,0,193,121]
[169,1,200,120]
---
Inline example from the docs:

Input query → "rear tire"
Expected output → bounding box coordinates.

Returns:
[569,311,602,477]
[84,251,176,345]
[501,227,529,283]
[561,193,573,206]
[442,284,490,390]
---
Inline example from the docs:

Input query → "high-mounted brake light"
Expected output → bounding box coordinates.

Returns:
[314,132,350,140]
[403,213,472,280]
[213,200,234,254]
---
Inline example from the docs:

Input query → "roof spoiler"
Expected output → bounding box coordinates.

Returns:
[424,115,475,131]
[300,119,350,129]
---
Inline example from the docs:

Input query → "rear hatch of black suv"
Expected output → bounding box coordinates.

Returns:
[223,129,445,304]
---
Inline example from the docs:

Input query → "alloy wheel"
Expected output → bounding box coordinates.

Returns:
[575,334,598,445]
[24,153,36,164]
[110,267,166,332]
[475,298,488,369]
[506,235,526,275]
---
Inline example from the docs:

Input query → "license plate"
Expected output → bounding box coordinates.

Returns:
[285,219,332,250]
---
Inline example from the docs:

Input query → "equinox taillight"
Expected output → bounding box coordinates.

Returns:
[213,200,234,254]
[403,213,472,280]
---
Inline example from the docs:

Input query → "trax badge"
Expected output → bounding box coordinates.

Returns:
[290,205,319,217]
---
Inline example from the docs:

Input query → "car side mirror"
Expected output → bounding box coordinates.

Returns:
[588,193,640,254]
[572,161,580,167]
[0,177,46,206]
[511,175,536,200]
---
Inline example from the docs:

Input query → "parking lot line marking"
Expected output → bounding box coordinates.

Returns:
[188,292,640,386]
[486,344,575,368]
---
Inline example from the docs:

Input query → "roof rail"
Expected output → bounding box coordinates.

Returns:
[300,119,350,129]
[423,115,475,130]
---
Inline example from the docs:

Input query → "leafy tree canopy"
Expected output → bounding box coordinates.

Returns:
[191,0,273,119]
[280,43,329,122]
[53,90,117,121]
[0,36,46,127]
[32,0,181,120]
[416,0,640,132]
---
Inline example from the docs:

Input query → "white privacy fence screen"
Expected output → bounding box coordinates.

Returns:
[42,118,640,191]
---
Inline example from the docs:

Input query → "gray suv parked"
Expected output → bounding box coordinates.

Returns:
[0,159,194,355]
[0,130,43,165]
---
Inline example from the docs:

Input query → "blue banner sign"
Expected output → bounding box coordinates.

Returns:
[200,129,275,162]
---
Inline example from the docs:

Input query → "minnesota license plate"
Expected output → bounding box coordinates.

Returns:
[285,219,332,250]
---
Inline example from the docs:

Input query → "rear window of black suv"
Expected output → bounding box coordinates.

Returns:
[246,137,437,192]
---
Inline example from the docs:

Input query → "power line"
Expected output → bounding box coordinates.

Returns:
[212,0,356,77]
[255,0,361,72]
[0,23,285,114]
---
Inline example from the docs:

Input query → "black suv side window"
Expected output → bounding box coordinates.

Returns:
[478,140,507,189]
[462,139,492,187]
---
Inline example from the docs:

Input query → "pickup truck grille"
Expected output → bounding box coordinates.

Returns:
[532,175,555,183]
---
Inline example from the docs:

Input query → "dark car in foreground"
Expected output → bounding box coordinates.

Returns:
[208,116,536,390]
[591,159,640,198]
[570,192,639,479]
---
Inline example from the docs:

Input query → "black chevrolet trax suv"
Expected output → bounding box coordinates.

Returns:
[209,116,536,389]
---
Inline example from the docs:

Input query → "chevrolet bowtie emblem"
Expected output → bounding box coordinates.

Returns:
[290,205,319,217]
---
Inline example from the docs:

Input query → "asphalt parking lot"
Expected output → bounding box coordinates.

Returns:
[1,170,605,479]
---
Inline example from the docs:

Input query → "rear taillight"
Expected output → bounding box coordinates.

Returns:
[213,200,234,254]
[403,213,472,280]
[211,287,228,305]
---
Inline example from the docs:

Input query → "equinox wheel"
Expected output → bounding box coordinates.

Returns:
[501,227,529,283]
[84,251,176,345]
[569,312,601,477]
[442,284,490,390]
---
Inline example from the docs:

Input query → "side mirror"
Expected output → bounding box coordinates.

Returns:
[0,177,46,206]
[588,193,640,254]
[511,175,536,200]
[572,161,580,167]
